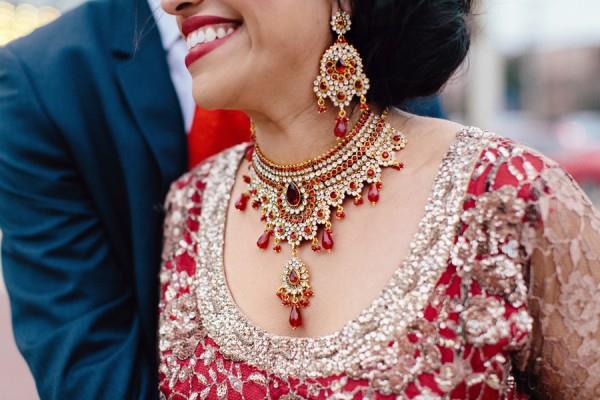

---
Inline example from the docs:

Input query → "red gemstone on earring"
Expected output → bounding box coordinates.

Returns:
[334,117,348,138]
[289,306,302,329]
[257,230,272,249]
[286,182,301,207]
[335,58,347,74]
[235,193,250,211]
[322,229,334,250]
[368,183,380,204]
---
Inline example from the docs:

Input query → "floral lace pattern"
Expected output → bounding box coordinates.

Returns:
[158,129,600,399]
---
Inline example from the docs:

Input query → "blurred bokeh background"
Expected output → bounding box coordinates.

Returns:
[1,0,599,398]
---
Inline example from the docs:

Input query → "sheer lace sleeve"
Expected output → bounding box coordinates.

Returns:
[519,160,600,398]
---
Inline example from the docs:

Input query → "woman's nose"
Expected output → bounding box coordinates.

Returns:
[161,0,202,16]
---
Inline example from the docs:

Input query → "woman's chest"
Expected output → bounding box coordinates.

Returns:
[159,261,529,399]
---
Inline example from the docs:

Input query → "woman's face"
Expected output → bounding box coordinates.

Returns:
[161,0,337,113]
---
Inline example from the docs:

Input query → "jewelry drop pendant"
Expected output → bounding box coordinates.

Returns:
[276,253,313,329]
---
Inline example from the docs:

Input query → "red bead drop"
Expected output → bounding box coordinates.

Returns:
[368,183,380,204]
[354,196,364,206]
[392,162,405,171]
[334,117,348,138]
[257,230,272,249]
[322,229,334,250]
[245,145,254,162]
[289,306,302,329]
[234,193,249,211]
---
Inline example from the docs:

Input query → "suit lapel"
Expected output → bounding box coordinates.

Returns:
[109,0,188,351]
[111,0,187,190]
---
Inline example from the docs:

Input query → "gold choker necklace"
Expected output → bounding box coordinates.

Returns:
[235,108,407,328]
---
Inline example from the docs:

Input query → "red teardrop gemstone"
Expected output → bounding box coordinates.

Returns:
[368,183,380,204]
[289,270,300,285]
[289,306,302,329]
[334,117,348,138]
[322,229,334,250]
[244,145,254,162]
[286,182,301,207]
[257,230,272,249]
[234,193,249,211]
[335,58,347,74]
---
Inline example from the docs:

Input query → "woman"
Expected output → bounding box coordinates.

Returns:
[157,0,600,398]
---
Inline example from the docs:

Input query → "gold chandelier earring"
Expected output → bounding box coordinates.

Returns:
[314,10,370,138]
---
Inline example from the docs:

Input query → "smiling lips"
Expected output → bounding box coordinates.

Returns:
[182,15,241,68]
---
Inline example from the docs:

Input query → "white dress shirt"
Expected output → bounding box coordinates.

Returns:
[148,0,195,132]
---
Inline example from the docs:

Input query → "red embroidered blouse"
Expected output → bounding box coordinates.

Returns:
[158,128,600,399]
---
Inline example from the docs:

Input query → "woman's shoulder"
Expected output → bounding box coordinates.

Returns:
[160,142,250,259]
[401,113,594,241]
[166,142,252,203]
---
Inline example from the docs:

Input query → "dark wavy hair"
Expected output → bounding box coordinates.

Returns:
[346,0,473,108]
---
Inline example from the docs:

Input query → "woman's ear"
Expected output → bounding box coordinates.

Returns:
[332,0,352,16]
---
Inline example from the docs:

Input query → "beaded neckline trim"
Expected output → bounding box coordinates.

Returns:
[193,127,494,380]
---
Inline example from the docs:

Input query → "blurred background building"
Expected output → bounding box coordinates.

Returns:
[1,0,600,398]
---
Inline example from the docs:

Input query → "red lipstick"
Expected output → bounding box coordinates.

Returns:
[182,15,241,68]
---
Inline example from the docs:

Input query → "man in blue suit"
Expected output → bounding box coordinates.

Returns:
[0,0,445,397]
[0,0,187,398]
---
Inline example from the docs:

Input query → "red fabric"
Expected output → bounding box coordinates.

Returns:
[187,107,251,169]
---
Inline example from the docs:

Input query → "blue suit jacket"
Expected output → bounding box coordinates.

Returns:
[0,0,186,398]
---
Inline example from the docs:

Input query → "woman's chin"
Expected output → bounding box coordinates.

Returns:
[192,90,232,111]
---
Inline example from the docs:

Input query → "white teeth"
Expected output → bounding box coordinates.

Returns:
[205,27,217,42]
[186,24,237,50]
[196,30,205,45]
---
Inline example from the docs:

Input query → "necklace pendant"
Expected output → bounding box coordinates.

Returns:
[276,255,313,329]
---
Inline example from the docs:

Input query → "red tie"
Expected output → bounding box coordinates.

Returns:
[187,107,252,170]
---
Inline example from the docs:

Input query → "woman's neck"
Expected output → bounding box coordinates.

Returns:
[247,101,366,165]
